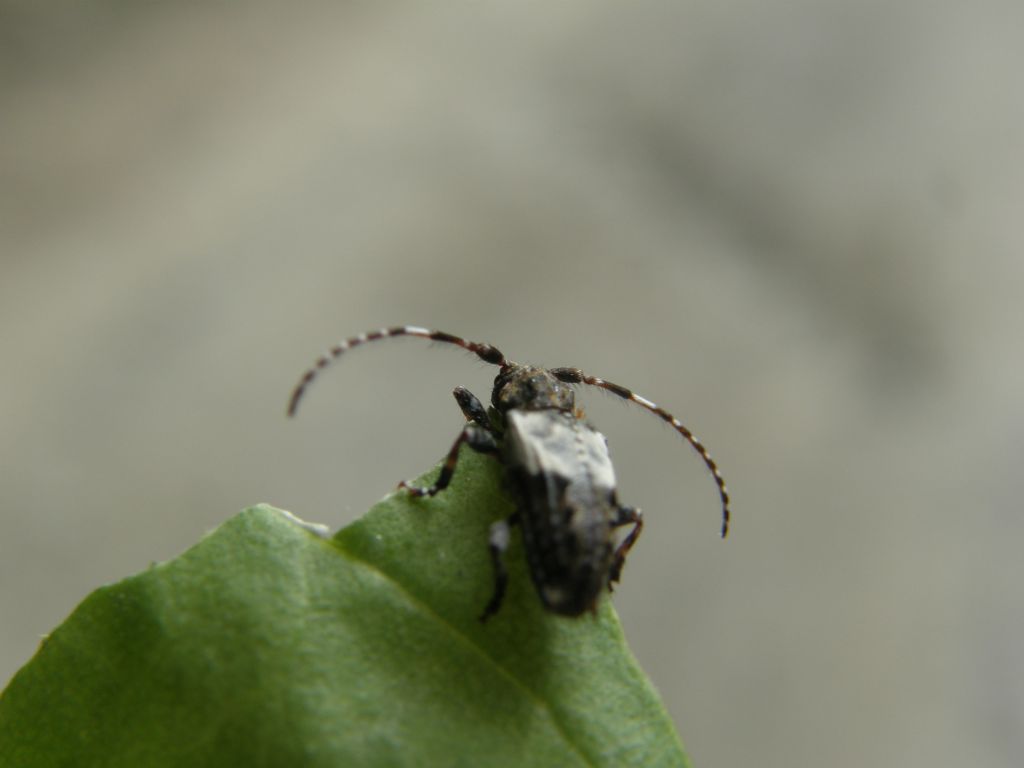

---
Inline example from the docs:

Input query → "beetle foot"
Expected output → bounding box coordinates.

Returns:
[398,480,437,497]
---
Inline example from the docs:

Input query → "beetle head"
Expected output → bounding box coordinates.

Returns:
[492,365,575,413]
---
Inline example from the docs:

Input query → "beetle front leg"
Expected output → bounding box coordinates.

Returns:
[608,505,643,587]
[453,386,493,431]
[399,424,498,497]
[480,512,520,622]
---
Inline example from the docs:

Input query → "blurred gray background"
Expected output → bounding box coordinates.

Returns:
[2,3,1022,766]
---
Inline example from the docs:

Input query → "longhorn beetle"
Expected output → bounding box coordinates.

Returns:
[288,326,730,621]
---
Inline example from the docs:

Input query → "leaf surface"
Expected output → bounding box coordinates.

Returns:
[0,450,689,767]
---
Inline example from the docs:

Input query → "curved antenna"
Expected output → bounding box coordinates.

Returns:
[287,326,508,417]
[550,367,731,538]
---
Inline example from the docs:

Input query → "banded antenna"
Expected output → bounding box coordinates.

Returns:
[287,326,508,418]
[550,367,731,538]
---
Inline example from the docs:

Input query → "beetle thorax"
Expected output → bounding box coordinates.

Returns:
[491,365,575,413]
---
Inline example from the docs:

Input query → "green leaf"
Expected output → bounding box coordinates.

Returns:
[0,449,689,767]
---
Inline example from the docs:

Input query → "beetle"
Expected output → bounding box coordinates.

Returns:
[288,326,730,621]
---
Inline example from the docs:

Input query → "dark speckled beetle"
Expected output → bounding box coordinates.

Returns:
[288,326,730,621]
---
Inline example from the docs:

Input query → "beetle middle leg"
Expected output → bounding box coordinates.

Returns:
[399,423,498,497]
[608,505,643,587]
[480,512,520,622]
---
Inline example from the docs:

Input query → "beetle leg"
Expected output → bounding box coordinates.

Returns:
[453,386,493,431]
[480,513,520,622]
[399,424,498,497]
[608,505,643,588]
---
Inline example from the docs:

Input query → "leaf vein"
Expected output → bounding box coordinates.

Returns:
[333,540,597,768]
